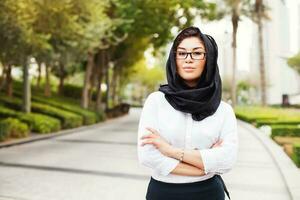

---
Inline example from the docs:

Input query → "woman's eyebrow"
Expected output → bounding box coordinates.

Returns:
[177,47,204,50]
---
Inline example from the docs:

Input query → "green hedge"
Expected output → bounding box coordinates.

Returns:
[270,125,300,138]
[31,95,101,125]
[0,105,19,118]
[0,118,29,141]
[62,84,83,99]
[12,91,105,124]
[256,119,300,127]
[31,102,83,128]
[293,143,300,167]
[0,96,83,129]
[235,106,300,128]
[0,105,61,133]
[19,113,61,133]
[62,84,103,102]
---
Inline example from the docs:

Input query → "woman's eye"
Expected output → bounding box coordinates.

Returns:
[193,52,202,55]
[178,52,187,56]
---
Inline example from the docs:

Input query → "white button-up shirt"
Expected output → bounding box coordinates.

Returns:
[137,91,238,183]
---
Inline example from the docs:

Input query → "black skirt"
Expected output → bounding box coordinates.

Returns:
[146,175,229,200]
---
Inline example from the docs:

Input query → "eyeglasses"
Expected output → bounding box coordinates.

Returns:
[175,50,206,60]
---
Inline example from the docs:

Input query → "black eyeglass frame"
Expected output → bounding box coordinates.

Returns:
[174,51,207,60]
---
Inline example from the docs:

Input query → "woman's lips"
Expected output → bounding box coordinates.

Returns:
[183,67,195,72]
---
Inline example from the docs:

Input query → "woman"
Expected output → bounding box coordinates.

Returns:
[137,26,238,200]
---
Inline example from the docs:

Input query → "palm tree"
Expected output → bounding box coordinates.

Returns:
[221,0,243,107]
[250,0,270,106]
[229,0,240,107]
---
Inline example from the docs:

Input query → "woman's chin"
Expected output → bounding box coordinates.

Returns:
[181,75,199,82]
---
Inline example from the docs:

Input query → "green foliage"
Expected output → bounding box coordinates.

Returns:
[130,59,164,89]
[256,119,300,127]
[31,102,83,128]
[0,118,29,140]
[287,52,300,75]
[293,143,300,167]
[19,113,61,133]
[235,106,300,126]
[0,0,219,116]
[110,0,218,88]
[237,80,255,105]
[0,105,61,133]
[0,0,50,65]
[0,105,19,118]
[237,81,251,91]
[62,84,87,99]
[270,125,300,138]
[0,96,82,129]
[32,95,102,124]
[12,83,105,124]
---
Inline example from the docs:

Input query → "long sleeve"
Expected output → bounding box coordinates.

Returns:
[137,93,180,176]
[199,104,238,175]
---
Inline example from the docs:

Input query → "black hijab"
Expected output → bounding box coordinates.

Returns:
[158,27,222,121]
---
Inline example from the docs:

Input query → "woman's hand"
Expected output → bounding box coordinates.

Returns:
[210,139,223,148]
[140,127,174,157]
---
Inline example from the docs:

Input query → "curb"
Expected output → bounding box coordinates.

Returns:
[238,119,300,200]
[0,114,127,149]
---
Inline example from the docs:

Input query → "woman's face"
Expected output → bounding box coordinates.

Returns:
[175,36,206,87]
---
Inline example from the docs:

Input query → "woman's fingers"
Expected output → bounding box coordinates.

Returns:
[146,127,160,135]
[210,139,223,148]
[216,139,223,145]
[140,133,157,140]
[140,138,154,146]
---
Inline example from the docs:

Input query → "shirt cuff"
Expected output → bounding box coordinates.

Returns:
[157,156,180,176]
[199,148,217,174]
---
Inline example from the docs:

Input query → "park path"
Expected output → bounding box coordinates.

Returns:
[0,108,292,200]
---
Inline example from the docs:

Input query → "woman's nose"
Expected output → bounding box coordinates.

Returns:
[185,57,193,63]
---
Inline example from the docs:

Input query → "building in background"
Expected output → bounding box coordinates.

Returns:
[249,0,300,104]
[196,0,300,105]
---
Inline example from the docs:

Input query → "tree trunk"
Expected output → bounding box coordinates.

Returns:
[36,61,42,89]
[111,65,121,106]
[58,64,65,95]
[22,58,31,113]
[81,52,94,109]
[0,64,7,92]
[231,10,239,107]
[110,65,118,107]
[88,56,98,107]
[44,63,51,97]
[104,52,110,111]
[257,0,267,106]
[5,64,13,97]
[96,50,105,111]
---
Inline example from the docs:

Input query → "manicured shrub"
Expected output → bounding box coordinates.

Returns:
[19,113,61,133]
[96,111,106,122]
[0,105,19,118]
[0,119,10,141]
[105,103,130,118]
[10,92,105,125]
[62,84,101,101]
[293,143,300,167]
[0,118,29,139]
[31,102,83,128]
[256,119,300,127]
[62,84,83,99]
[271,125,300,138]
[0,96,83,129]
[0,105,61,133]
[235,106,300,128]
[32,95,99,125]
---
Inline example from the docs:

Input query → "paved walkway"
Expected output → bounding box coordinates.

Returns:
[0,108,299,200]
